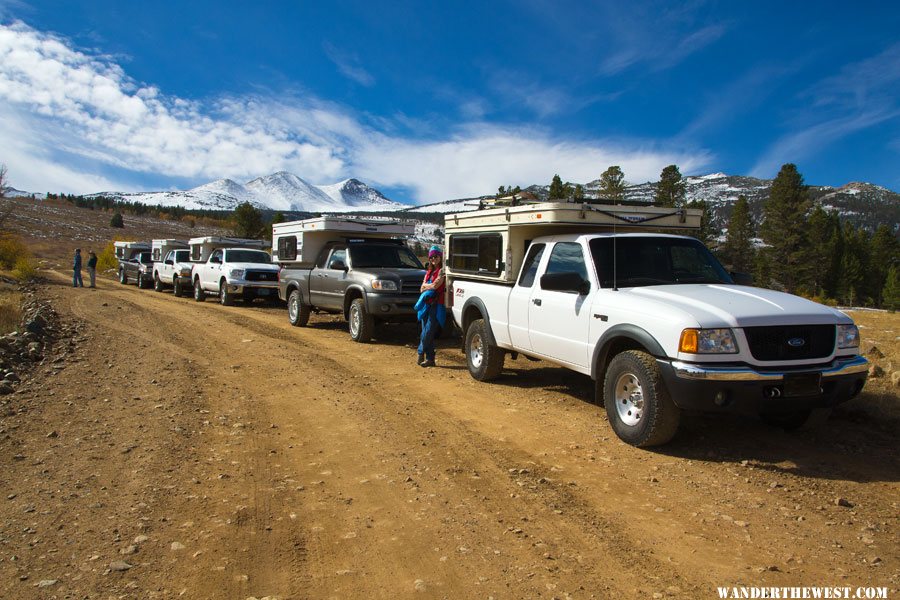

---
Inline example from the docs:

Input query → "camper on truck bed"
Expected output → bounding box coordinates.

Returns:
[444,202,868,447]
[114,241,153,288]
[274,217,425,343]
[150,239,190,295]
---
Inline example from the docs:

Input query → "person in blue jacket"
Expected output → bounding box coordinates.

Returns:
[415,245,446,367]
[72,248,83,288]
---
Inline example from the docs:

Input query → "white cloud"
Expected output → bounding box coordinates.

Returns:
[323,41,375,87]
[0,20,712,201]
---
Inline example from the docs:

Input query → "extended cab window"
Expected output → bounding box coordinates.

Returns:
[543,242,588,281]
[518,243,546,288]
[449,233,502,275]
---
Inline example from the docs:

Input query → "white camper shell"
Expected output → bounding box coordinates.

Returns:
[188,236,269,263]
[151,239,188,262]
[114,241,151,261]
[272,217,416,267]
[444,202,702,284]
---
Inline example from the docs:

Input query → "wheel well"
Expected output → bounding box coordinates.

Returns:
[461,305,484,334]
[596,337,650,380]
[343,289,363,318]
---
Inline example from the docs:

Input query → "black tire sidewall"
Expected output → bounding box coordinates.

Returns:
[603,351,677,447]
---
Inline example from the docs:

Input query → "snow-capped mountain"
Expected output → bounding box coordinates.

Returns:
[87,172,405,213]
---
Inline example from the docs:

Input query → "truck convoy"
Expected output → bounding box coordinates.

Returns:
[443,202,869,447]
[114,241,153,288]
[273,217,426,342]
[189,236,280,305]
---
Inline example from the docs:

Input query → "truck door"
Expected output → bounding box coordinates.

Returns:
[204,249,223,291]
[508,243,546,351]
[312,246,347,309]
[527,241,594,368]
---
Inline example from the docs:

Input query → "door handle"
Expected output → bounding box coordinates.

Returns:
[532,298,542,306]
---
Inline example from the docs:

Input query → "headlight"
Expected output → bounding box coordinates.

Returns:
[179,267,193,277]
[371,279,398,291]
[836,324,860,349]
[679,328,738,354]
[229,269,245,279]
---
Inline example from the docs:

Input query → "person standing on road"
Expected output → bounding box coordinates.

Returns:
[86,250,98,288]
[415,245,446,368]
[73,248,83,288]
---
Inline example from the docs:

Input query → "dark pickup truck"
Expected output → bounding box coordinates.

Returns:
[119,251,154,289]
[278,239,426,342]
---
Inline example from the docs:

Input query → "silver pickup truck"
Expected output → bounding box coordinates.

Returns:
[277,239,426,342]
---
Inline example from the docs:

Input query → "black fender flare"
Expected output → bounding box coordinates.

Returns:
[343,285,368,318]
[591,324,667,380]
[283,278,309,304]
[459,297,498,348]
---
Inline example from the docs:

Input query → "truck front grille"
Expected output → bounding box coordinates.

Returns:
[245,270,278,282]
[401,280,421,295]
[743,325,835,361]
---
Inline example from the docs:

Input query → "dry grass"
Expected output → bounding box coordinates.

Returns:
[0,286,21,335]
[843,309,900,423]
[0,233,31,269]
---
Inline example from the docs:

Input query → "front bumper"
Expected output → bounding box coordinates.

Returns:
[659,355,868,415]
[367,293,419,321]
[226,281,278,298]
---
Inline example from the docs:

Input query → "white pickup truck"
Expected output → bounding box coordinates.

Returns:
[192,247,280,305]
[153,247,194,296]
[445,203,868,447]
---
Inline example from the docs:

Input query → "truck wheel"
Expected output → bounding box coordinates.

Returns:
[154,273,164,292]
[193,279,205,302]
[173,277,183,297]
[603,350,680,447]
[288,290,310,327]
[348,298,374,342]
[761,408,832,431]
[219,281,234,306]
[465,319,505,381]
[119,269,127,285]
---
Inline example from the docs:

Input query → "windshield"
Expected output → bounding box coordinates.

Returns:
[589,237,732,288]
[138,252,153,264]
[174,250,191,262]
[225,249,271,264]
[348,245,424,269]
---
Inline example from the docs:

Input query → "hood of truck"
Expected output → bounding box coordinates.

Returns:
[625,284,852,328]
[225,262,280,271]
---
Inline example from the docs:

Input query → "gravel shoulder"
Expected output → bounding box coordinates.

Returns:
[0,271,897,599]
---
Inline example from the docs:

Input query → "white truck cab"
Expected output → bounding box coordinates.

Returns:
[151,239,190,295]
[445,202,868,447]
[189,237,279,306]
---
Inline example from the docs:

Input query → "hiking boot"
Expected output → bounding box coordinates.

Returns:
[420,359,436,368]
[417,353,425,365]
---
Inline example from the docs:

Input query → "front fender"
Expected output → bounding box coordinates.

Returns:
[591,324,667,380]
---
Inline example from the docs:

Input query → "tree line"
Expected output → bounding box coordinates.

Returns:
[521,163,900,310]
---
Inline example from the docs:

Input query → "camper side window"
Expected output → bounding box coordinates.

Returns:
[277,236,297,261]
[449,234,503,275]
[191,246,201,261]
[153,248,161,261]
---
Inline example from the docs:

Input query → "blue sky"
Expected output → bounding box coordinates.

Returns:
[1,0,898,204]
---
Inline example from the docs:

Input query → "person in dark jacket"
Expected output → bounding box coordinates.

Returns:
[73,248,83,288]
[86,250,98,288]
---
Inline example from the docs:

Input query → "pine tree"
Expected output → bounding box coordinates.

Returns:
[869,224,900,305]
[598,166,626,201]
[654,165,686,208]
[883,265,900,311]
[758,164,811,293]
[721,195,754,273]
[837,224,869,306]
[685,199,713,246]
[805,205,835,298]
[573,184,585,202]
[232,202,265,238]
[110,212,124,228]
[548,174,566,200]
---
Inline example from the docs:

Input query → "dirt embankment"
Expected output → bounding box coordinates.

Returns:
[0,272,897,599]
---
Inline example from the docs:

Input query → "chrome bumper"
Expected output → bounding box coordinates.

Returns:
[669,355,869,382]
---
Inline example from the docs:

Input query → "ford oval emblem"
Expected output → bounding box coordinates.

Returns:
[787,337,806,347]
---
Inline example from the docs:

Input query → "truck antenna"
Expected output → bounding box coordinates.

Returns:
[612,211,619,292]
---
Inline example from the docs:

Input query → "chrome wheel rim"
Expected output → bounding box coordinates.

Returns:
[220,285,226,304]
[349,306,360,336]
[288,295,298,321]
[469,332,484,369]
[614,372,644,426]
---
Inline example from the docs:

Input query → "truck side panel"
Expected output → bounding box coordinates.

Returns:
[451,279,514,348]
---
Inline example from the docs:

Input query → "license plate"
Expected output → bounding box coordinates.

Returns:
[257,288,271,295]
[783,373,822,397]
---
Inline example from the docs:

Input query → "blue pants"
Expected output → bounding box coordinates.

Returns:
[418,304,440,360]
[73,269,83,287]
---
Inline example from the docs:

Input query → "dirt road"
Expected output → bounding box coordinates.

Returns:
[1,273,897,599]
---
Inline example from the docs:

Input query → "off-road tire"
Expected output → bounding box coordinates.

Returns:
[761,407,832,431]
[465,318,505,381]
[193,279,205,302]
[288,289,311,327]
[154,273,164,292]
[119,269,127,285]
[603,350,680,447]
[219,281,234,306]
[137,274,148,289]
[173,277,184,297]
[348,298,374,343]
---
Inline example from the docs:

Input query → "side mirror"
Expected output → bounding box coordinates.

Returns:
[165,259,174,265]
[330,260,347,271]
[540,272,590,295]
[731,271,753,286]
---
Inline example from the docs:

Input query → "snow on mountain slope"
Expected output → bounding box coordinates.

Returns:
[318,178,404,209]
